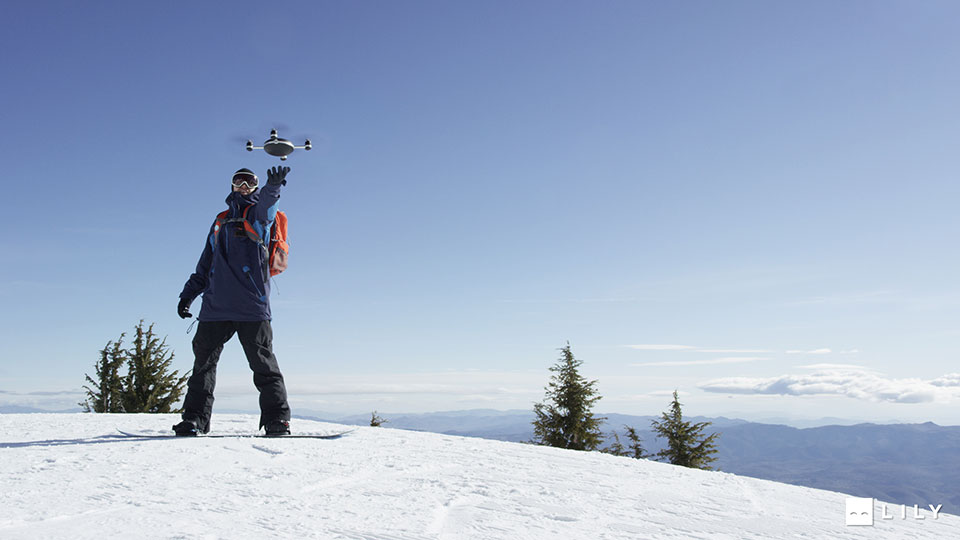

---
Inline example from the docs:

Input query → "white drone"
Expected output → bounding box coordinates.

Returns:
[245,129,311,160]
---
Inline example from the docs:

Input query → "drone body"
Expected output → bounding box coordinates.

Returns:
[246,129,311,160]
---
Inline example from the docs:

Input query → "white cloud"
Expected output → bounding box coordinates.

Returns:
[785,348,832,355]
[625,344,698,351]
[0,388,85,411]
[697,349,772,353]
[272,371,545,402]
[797,363,872,371]
[631,357,770,367]
[786,290,898,306]
[930,373,960,387]
[624,344,771,353]
[647,389,690,398]
[699,366,960,404]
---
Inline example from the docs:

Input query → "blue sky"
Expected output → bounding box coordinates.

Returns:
[2,1,959,423]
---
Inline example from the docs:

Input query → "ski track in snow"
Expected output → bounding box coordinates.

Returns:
[0,413,955,539]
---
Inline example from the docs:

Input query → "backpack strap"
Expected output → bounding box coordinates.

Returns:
[239,205,265,246]
[211,210,229,248]
[212,205,264,241]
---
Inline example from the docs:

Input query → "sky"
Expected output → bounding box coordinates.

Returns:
[1,1,959,424]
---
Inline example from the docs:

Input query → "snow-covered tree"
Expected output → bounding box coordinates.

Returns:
[532,343,605,451]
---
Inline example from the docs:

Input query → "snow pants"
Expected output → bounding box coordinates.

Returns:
[181,320,290,433]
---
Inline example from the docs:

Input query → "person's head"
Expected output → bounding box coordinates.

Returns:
[232,168,258,196]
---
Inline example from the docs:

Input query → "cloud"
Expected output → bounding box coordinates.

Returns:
[631,357,771,367]
[930,373,960,387]
[786,348,832,355]
[699,366,960,404]
[786,290,898,306]
[647,390,691,398]
[697,349,772,353]
[0,389,83,397]
[797,363,872,371]
[625,344,771,353]
[216,371,545,402]
[625,344,698,351]
[0,388,86,412]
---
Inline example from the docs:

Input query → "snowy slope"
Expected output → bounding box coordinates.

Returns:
[0,414,954,539]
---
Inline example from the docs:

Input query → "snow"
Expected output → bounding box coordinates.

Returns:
[0,414,954,539]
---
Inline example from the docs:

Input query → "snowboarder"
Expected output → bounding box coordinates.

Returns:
[174,166,292,437]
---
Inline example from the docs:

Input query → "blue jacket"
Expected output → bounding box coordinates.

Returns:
[180,182,282,321]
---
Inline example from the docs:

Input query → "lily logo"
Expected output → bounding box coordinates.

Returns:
[846,497,874,526]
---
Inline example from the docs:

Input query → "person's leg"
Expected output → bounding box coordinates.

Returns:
[180,321,236,433]
[236,320,290,429]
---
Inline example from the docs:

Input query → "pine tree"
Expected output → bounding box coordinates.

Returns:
[603,431,626,456]
[623,425,651,459]
[119,321,189,413]
[80,338,126,413]
[531,343,605,451]
[650,390,719,470]
[603,426,650,459]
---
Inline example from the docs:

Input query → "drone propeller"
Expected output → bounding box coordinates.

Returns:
[261,121,290,136]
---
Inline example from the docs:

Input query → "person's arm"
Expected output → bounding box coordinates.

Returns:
[253,166,288,225]
[180,222,215,304]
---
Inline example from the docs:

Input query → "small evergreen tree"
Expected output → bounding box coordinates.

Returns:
[623,425,651,459]
[603,426,650,459]
[531,343,605,451]
[603,431,626,456]
[80,338,126,413]
[121,321,189,413]
[650,390,719,470]
[370,411,387,427]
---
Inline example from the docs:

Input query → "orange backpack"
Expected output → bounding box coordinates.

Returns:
[214,205,289,277]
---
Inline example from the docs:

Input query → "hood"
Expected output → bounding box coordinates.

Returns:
[225,189,260,214]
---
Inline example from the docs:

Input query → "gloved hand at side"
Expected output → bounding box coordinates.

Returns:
[178,297,193,319]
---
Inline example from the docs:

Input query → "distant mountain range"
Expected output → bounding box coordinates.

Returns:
[0,405,83,414]
[296,408,960,512]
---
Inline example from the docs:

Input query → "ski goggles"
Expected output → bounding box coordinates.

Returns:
[232,171,259,189]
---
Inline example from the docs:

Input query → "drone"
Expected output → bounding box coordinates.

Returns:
[245,129,311,160]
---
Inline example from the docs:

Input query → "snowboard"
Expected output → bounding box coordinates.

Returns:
[117,428,356,439]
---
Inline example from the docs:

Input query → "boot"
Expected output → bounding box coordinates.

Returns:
[172,420,200,437]
[264,420,290,437]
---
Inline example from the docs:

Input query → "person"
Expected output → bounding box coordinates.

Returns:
[174,166,292,437]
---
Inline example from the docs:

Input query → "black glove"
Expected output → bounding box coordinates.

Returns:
[267,166,290,186]
[177,297,193,319]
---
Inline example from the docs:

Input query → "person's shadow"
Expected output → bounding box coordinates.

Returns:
[0,435,154,449]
